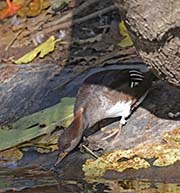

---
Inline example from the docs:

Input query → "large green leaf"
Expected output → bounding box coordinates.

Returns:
[0,97,75,151]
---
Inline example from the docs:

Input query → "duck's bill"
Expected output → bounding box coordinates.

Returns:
[54,152,68,166]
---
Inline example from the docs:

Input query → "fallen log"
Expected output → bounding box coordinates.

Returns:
[113,0,180,87]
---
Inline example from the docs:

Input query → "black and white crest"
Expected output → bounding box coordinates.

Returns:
[129,70,144,88]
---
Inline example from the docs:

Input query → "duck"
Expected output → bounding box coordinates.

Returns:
[55,68,153,165]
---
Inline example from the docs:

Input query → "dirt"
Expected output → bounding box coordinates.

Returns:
[0,0,138,123]
[0,0,134,81]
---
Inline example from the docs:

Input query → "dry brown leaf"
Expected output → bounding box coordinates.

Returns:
[0,148,23,163]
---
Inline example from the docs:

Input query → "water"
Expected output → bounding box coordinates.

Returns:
[0,166,179,193]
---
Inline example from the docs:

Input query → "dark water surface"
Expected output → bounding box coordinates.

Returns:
[0,166,180,193]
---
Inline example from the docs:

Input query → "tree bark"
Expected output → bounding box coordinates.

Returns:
[113,0,180,87]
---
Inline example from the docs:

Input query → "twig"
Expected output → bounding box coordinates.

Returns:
[43,5,116,35]
[74,5,117,25]
[81,144,99,159]
[44,0,100,28]
[5,29,24,51]
[101,128,120,141]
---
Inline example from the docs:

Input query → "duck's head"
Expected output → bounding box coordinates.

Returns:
[54,108,84,166]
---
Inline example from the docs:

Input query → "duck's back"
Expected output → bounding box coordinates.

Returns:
[74,69,153,128]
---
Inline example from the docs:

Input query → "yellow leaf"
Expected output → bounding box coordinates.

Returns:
[118,21,133,48]
[15,36,61,64]
[15,0,50,17]
[83,128,180,178]
[83,149,150,178]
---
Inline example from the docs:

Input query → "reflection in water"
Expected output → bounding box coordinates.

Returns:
[0,167,179,193]
[0,167,57,192]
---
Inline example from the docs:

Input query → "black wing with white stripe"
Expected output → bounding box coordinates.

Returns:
[129,70,144,88]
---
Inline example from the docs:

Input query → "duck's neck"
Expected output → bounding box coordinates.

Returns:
[67,108,86,148]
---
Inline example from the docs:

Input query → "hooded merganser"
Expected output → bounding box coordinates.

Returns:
[55,68,153,165]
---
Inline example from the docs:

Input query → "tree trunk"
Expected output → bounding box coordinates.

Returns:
[113,0,180,87]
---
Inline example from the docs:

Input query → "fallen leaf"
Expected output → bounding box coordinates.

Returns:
[15,36,62,64]
[51,0,70,11]
[17,0,50,17]
[0,0,21,19]
[83,149,150,178]
[118,20,133,48]
[83,128,180,178]
[0,148,23,163]
[32,133,60,153]
[163,127,180,145]
[0,97,75,151]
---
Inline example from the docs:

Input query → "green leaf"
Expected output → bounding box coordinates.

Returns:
[0,97,75,151]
